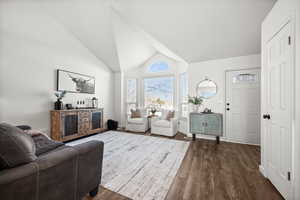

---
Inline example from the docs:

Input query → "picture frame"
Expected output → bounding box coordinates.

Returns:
[57,69,95,94]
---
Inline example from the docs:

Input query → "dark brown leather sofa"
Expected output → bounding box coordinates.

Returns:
[0,124,104,200]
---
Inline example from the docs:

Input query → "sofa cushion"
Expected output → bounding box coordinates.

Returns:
[0,123,37,169]
[31,134,64,156]
[128,118,144,125]
[153,120,171,128]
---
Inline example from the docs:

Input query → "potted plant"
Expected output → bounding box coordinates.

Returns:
[188,96,203,112]
[54,90,67,110]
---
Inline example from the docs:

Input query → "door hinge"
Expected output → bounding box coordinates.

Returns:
[288,36,291,45]
[288,171,291,181]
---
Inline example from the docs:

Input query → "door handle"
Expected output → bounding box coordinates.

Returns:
[263,114,271,120]
[226,108,230,111]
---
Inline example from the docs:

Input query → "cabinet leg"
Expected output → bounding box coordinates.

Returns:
[216,136,220,144]
[193,134,196,141]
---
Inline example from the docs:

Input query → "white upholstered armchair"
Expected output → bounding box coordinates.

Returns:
[151,110,178,137]
[125,108,149,133]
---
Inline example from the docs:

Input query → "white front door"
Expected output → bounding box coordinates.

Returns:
[225,69,261,145]
[264,21,293,199]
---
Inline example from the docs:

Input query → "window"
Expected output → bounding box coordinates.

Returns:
[233,73,257,83]
[179,73,188,118]
[126,79,137,113]
[144,76,174,109]
[147,61,169,73]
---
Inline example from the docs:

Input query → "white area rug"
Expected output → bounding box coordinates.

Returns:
[68,131,190,200]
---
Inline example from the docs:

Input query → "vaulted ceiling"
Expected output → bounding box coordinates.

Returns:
[116,0,277,63]
[35,0,276,71]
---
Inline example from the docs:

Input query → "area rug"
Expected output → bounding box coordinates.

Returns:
[68,131,190,200]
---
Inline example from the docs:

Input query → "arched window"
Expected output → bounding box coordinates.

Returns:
[147,61,169,73]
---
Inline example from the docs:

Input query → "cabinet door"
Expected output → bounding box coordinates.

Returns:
[91,111,102,130]
[190,114,205,134]
[61,112,79,137]
[204,115,222,136]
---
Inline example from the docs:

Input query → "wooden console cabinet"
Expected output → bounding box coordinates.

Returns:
[50,108,104,142]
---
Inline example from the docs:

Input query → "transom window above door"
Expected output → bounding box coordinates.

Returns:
[144,76,174,109]
[147,61,169,73]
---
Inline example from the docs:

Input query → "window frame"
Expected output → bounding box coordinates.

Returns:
[179,72,188,118]
[125,78,138,114]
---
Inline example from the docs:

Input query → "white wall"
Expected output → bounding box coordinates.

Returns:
[0,2,115,134]
[188,54,261,139]
[261,0,300,199]
[114,72,125,127]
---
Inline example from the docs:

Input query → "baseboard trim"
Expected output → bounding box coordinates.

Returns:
[259,165,266,177]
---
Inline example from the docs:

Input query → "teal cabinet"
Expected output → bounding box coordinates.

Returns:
[190,113,223,142]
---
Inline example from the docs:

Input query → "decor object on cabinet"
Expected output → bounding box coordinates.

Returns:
[188,96,203,112]
[50,108,104,142]
[92,97,98,108]
[190,112,223,143]
[65,104,73,110]
[203,108,212,113]
[54,90,67,110]
[196,77,217,99]
[57,69,95,94]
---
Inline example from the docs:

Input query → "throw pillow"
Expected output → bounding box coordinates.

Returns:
[0,123,37,169]
[31,134,64,156]
[165,111,175,121]
[131,109,141,118]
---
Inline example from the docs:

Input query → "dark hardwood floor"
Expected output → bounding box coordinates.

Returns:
[83,132,283,200]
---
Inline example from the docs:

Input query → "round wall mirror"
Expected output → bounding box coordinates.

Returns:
[196,78,217,99]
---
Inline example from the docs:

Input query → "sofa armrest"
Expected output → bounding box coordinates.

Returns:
[72,140,104,199]
[0,162,38,200]
[36,147,78,200]
[0,162,38,184]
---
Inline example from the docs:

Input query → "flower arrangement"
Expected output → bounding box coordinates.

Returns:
[188,96,203,112]
[54,90,67,101]
[188,96,203,105]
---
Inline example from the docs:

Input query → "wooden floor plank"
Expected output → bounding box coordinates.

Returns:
[83,132,283,200]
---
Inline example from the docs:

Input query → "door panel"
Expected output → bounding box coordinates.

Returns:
[226,69,261,145]
[265,21,293,199]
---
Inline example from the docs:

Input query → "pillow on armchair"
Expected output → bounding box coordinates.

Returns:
[161,110,175,121]
[130,109,142,118]
[165,111,175,121]
[0,123,37,169]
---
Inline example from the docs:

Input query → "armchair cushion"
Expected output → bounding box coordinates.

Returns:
[0,123,37,170]
[128,118,145,125]
[165,111,175,121]
[153,120,171,128]
[130,109,141,118]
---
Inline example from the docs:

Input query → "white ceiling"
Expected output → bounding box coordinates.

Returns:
[26,0,276,71]
[115,0,277,63]
[40,0,120,71]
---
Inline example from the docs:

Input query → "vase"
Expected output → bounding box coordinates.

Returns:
[54,99,63,110]
[192,104,200,112]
